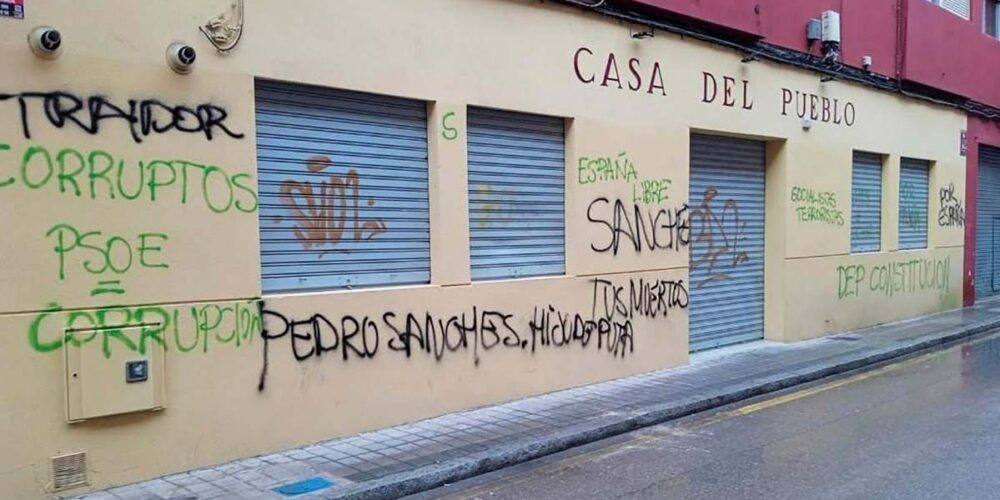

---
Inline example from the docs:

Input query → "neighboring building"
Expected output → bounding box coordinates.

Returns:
[0,0,992,496]
[622,0,1000,304]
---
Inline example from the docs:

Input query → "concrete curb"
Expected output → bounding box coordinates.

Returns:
[329,316,1000,499]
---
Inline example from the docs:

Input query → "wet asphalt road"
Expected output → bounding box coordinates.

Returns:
[409,331,1000,500]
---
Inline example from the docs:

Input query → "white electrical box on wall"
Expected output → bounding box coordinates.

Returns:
[821,11,841,42]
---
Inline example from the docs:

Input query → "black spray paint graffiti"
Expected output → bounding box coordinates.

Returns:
[256,278,689,391]
[689,187,750,289]
[0,91,244,143]
[586,197,690,255]
[938,182,965,227]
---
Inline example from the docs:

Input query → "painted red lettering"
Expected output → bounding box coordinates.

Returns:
[627,58,642,91]
[647,62,666,96]
[601,54,622,89]
[722,76,736,107]
[573,47,595,84]
[702,72,717,103]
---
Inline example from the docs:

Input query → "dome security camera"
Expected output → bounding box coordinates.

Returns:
[28,26,62,59]
[166,42,197,74]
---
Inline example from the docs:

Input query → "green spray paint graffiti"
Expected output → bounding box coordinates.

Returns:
[442,112,459,141]
[836,256,951,299]
[577,152,671,205]
[790,186,844,226]
[0,142,258,214]
[46,223,170,296]
[27,300,260,359]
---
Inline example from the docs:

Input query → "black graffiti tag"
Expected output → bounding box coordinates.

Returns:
[587,197,689,255]
[938,182,965,227]
[255,278,690,391]
[0,91,244,143]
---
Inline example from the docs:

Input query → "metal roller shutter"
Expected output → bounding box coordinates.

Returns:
[976,146,1000,300]
[467,107,565,280]
[851,152,883,253]
[899,158,930,250]
[255,80,430,292]
[689,134,766,352]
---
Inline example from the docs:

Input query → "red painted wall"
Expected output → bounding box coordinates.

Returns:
[625,0,1000,107]
[904,0,1000,105]
[625,0,1000,306]
[964,116,1000,305]
[624,0,897,75]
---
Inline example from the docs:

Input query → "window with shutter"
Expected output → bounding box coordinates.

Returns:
[985,0,999,38]
[467,107,566,281]
[928,0,971,19]
[255,80,431,293]
[899,158,931,250]
[851,152,883,253]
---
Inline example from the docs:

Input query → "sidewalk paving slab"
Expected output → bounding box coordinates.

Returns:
[70,301,1000,500]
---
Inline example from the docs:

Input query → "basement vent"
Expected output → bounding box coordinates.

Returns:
[51,451,87,491]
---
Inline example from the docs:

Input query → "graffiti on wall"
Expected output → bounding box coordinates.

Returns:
[790,185,845,226]
[46,223,169,296]
[0,142,258,212]
[587,198,689,255]
[26,300,261,359]
[2,86,259,371]
[836,256,951,299]
[899,181,925,229]
[579,151,688,256]
[256,276,689,390]
[275,155,388,249]
[0,92,245,143]
[689,187,750,288]
[938,182,965,227]
[442,111,459,141]
[577,151,672,205]
[0,91,257,305]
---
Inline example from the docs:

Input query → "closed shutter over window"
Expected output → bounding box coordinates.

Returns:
[255,80,430,292]
[899,158,930,250]
[467,107,565,280]
[976,146,1000,300]
[851,152,883,253]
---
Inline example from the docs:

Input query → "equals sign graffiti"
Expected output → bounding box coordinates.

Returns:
[90,280,126,296]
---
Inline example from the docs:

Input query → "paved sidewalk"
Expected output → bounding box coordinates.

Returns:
[73,301,1000,500]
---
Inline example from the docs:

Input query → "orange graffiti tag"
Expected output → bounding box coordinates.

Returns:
[278,155,387,248]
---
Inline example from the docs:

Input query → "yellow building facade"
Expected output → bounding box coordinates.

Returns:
[0,0,966,496]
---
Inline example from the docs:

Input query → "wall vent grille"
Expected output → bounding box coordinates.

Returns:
[51,451,87,491]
